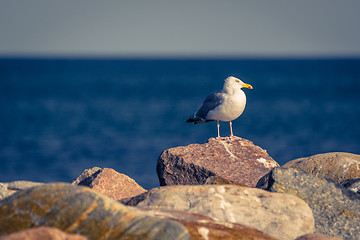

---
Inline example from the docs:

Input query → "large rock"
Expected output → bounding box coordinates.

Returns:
[0,183,189,240]
[139,209,277,240]
[0,227,88,240]
[157,137,279,187]
[283,152,360,182]
[257,167,360,240]
[73,167,146,200]
[133,184,314,240]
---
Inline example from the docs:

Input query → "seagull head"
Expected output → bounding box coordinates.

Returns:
[224,76,253,92]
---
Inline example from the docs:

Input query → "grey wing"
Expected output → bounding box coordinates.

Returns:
[195,91,224,120]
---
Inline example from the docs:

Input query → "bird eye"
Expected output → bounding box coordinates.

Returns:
[236,80,240,83]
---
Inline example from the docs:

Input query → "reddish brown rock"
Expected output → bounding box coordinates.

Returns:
[283,152,360,183]
[0,227,88,240]
[157,137,279,187]
[295,233,342,240]
[72,167,146,200]
[140,209,278,240]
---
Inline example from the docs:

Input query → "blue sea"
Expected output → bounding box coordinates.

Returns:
[1,58,359,189]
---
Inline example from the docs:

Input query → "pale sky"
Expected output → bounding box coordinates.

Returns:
[1,0,360,57]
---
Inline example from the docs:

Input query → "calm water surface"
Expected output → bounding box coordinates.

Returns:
[0,58,359,189]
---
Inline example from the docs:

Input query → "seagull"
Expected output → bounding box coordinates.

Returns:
[186,76,253,138]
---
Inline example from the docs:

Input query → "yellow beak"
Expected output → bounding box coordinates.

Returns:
[242,83,253,89]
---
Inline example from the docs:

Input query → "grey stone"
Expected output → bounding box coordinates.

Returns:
[283,152,360,183]
[257,167,360,240]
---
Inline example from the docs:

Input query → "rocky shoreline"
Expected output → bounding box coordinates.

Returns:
[1,136,359,240]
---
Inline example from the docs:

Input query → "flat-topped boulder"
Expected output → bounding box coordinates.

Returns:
[157,137,279,187]
[133,184,314,240]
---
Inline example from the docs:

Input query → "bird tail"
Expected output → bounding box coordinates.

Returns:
[186,116,213,124]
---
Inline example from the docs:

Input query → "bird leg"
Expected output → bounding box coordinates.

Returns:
[216,120,221,139]
[229,121,234,138]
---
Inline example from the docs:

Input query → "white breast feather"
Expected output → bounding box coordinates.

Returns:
[206,90,246,121]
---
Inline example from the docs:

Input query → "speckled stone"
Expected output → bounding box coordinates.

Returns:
[257,167,360,240]
[157,137,279,187]
[283,152,360,182]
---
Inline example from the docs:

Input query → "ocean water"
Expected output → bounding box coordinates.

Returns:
[1,58,359,189]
